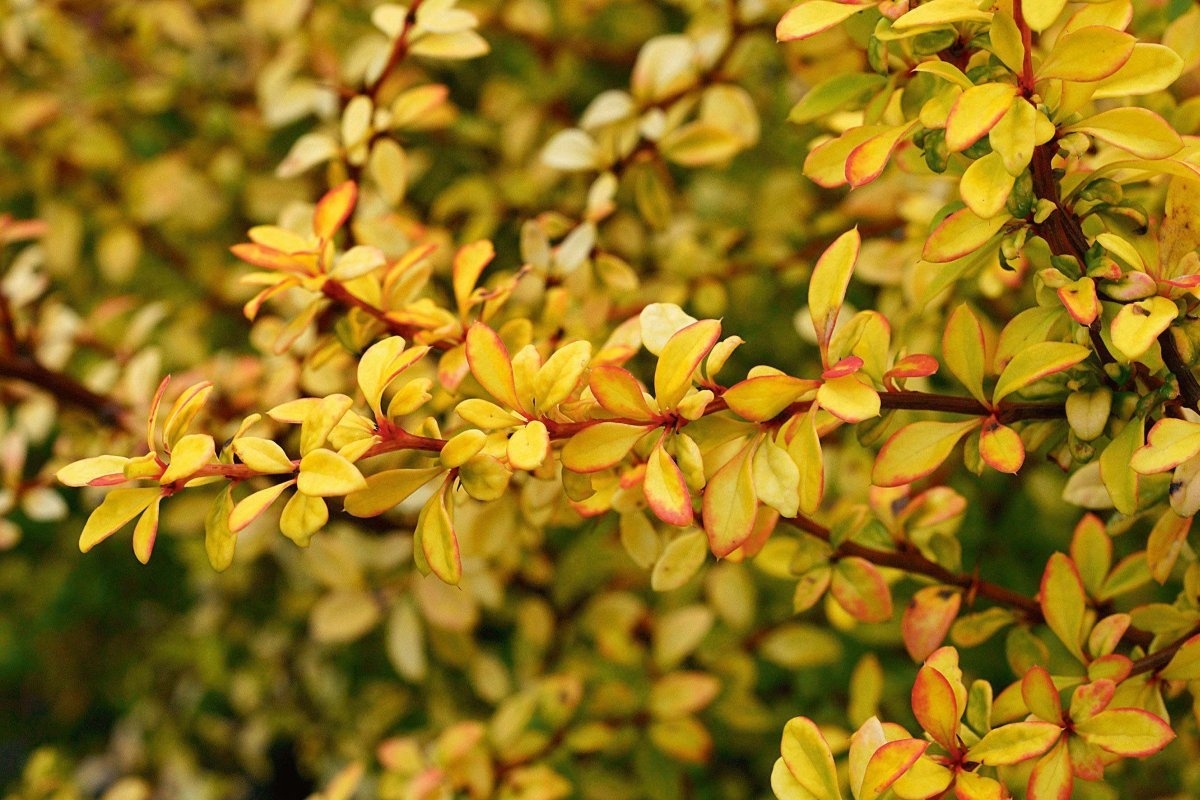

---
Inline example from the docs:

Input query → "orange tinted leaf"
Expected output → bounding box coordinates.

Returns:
[831,557,893,623]
[817,374,880,422]
[1057,278,1100,325]
[872,419,981,487]
[702,443,757,557]
[846,124,916,187]
[923,207,1009,263]
[465,323,522,412]
[589,365,657,420]
[1110,296,1178,360]
[654,319,721,411]
[946,83,1017,153]
[313,180,357,240]
[979,417,1024,473]
[415,482,460,584]
[1022,665,1065,725]
[902,586,962,662]
[1027,738,1072,800]
[860,739,927,800]
[645,441,693,527]
[131,495,162,564]
[1041,553,1088,661]
[809,228,860,348]
[1068,679,1114,723]
[1131,418,1200,474]
[724,375,818,421]
[57,455,131,487]
[1146,509,1191,583]
[912,665,959,750]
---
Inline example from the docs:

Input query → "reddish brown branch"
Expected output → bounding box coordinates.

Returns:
[0,354,133,431]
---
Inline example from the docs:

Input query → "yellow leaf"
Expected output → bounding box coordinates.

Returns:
[1064,108,1182,159]
[357,336,428,417]
[561,422,653,473]
[648,672,721,719]
[205,487,236,571]
[57,455,131,487]
[1100,416,1144,514]
[923,207,1009,263]
[79,487,162,553]
[651,529,708,591]
[408,30,489,59]
[1093,43,1183,98]
[1110,296,1178,361]
[1146,509,1191,583]
[702,442,757,557]
[753,437,800,518]
[1159,175,1200,274]
[1132,418,1200,475]
[788,408,825,515]
[859,739,927,800]
[344,467,444,517]
[992,342,1090,403]
[313,180,357,240]
[299,394,354,455]
[645,440,693,527]
[310,589,381,644]
[533,340,591,411]
[1038,26,1135,83]
[1074,708,1175,757]
[507,420,550,471]
[808,228,860,348]
[872,419,981,487]
[132,494,163,564]
[1024,0,1067,31]
[452,240,494,316]
[280,492,327,546]
[232,437,295,474]
[777,717,842,800]
[648,717,712,764]
[653,319,721,411]
[162,381,213,451]
[942,304,989,405]
[831,557,893,623]
[1041,553,1087,661]
[988,10,1024,74]
[414,482,461,584]
[967,721,1063,765]
[945,83,1017,153]
[455,398,522,429]
[803,126,881,188]
[724,375,818,422]
[989,98,1042,176]
[230,480,294,532]
[466,322,523,412]
[960,152,1015,219]
[159,433,215,484]
[297,448,368,497]
[660,121,745,167]
[440,429,487,468]
[817,374,880,423]
[776,0,873,42]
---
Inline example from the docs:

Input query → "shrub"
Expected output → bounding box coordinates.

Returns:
[6,0,1200,798]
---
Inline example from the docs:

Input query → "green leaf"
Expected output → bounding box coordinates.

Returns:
[789,73,887,124]
[967,721,1063,765]
[1074,708,1175,757]
[1041,553,1088,662]
[942,304,989,405]
[651,529,708,591]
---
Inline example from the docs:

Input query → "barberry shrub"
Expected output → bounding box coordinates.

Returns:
[7,0,1200,797]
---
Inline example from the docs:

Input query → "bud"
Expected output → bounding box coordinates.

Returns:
[1065,389,1112,442]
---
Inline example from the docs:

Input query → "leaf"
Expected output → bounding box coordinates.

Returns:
[279,492,327,546]
[232,437,295,474]
[205,486,237,572]
[310,589,382,644]
[960,151,1016,219]
[1131,418,1200,474]
[817,374,880,422]
[507,421,550,472]
[789,73,887,124]
[659,122,745,166]
[1027,738,1073,800]
[776,0,873,42]
[778,717,843,800]
[534,340,591,411]
[979,417,1025,474]
[1093,43,1183,98]
[645,441,693,527]
[923,207,1009,263]
[1065,108,1181,160]
[414,483,460,584]
[809,228,861,348]
[343,467,444,518]
[859,739,927,800]
[1146,509,1191,583]
[466,322,523,412]
[647,717,712,764]
[409,30,489,59]
[753,437,801,519]
[1074,708,1175,757]
[942,304,989,405]
[990,97,1040,176]
[967,721,1063,765]
[654,319,721,411]
[297,448,368,497]
[1024,0,1067,31]
[160,433,215,484]
[1110,296,1178,360]
[831,557,893,623]
[542,128,599,171]
[845,123,916,187]
[79,487,162,553]
[946,83,1017,153]
[648,672,721,720]
[702,443,758,557]
[791,407,825,515]
[724,375,818,421]
[561,422,653,473]
[1022,665,1065,725]
[1041,553,1088,661]
[872,419,981,487]
[894,0,992,29]
[1100,417,1143,514]
[912,665,959,750]
[1159,633,1200,680]
[590,366,658,420]
[230,481,293,532]
[313,180,357,240]
[992,342,1090,404]
[651,529,708,591]
[131,495,162,564]
[1038,26,1135,83]
[357,336,428,417]
[57,455,131,487]
[902,586,962,662]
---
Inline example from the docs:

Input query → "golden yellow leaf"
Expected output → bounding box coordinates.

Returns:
[297,448,369,497]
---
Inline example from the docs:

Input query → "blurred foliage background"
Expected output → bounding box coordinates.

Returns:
[3,1,1200,798]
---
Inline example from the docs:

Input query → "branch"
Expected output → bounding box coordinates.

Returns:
[1159,330,1200,413]
[0,353,133,431]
